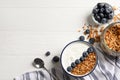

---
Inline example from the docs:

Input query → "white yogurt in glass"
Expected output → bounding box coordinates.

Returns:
[61,41,91,77]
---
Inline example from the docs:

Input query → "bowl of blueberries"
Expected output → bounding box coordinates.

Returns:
[60,40,98,77]
[92,2,114,24]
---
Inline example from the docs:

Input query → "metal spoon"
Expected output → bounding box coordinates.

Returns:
[33,58,58,80]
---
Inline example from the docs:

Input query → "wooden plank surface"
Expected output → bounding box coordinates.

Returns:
[0,0,119,80]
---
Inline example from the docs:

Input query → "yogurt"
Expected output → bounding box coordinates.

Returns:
[61,41,90,76]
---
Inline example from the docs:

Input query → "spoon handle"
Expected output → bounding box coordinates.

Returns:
[43,67,59,80]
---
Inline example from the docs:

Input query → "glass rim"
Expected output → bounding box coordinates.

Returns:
[60,40,98,77]
[92,2,114,25]
[101,22,120,54]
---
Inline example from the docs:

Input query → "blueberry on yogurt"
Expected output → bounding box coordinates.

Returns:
[67,66,72,72]
[80,56,84,61]
[87,47,94,53]
[71,62,76,68]
[75,59,81,64]
[92,3,114,24]
[83,51,88,57]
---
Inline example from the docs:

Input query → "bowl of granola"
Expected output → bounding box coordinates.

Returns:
[100,22,120,56]
[60,40,98,77]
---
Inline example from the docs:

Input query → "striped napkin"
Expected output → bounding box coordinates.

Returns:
[14,43,120,80]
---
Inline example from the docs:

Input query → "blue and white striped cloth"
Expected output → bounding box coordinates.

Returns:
[14,44,120,80]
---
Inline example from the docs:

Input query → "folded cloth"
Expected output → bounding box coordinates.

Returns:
[14,43,120,80]
[14,69,54,80]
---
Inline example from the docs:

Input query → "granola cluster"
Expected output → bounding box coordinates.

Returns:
[104,23,120,52]
[82,24,104,42]
[71,53,96,75]
[113,14,120,22]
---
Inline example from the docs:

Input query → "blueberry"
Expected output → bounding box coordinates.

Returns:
[89,38,95,44]
[79,36,85,41]
[94,14,101,22]
[105,8,112,14]
[71,62,76,68]
[85,29,90,34]
[83,51,88,57]
[108,13,113,19]
[93,8,99,14]
[101,18,107,24]
[104,3,110,8]
[99,13,104,18]
[97,3,105,8]
[80,57,84,61]
[67,66,72,72]
[104,14,107,18]
[99,8,105,13]
[45,51,50,56]
[52,56,59,63]
[87,47,94,53]
[75,59,80,64]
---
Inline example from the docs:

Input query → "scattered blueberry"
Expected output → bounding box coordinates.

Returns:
[85,29,90,34]
[45,51,50,56]
[97,3,104,8]
[79,36,85,41]
[67,66,72,72]
[71,62,76,68]
[87,47,94,53]
[80,57,84,61]
[101,18,107,24]
[52,56,59,63]
[89,38,95,44]
[75,59,80,64]
[83,51,88,57]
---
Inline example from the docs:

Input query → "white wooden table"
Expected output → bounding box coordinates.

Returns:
[0,0,119,80]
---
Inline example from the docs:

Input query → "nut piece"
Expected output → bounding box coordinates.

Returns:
[112,6,118,11]
[113,14,120,22]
